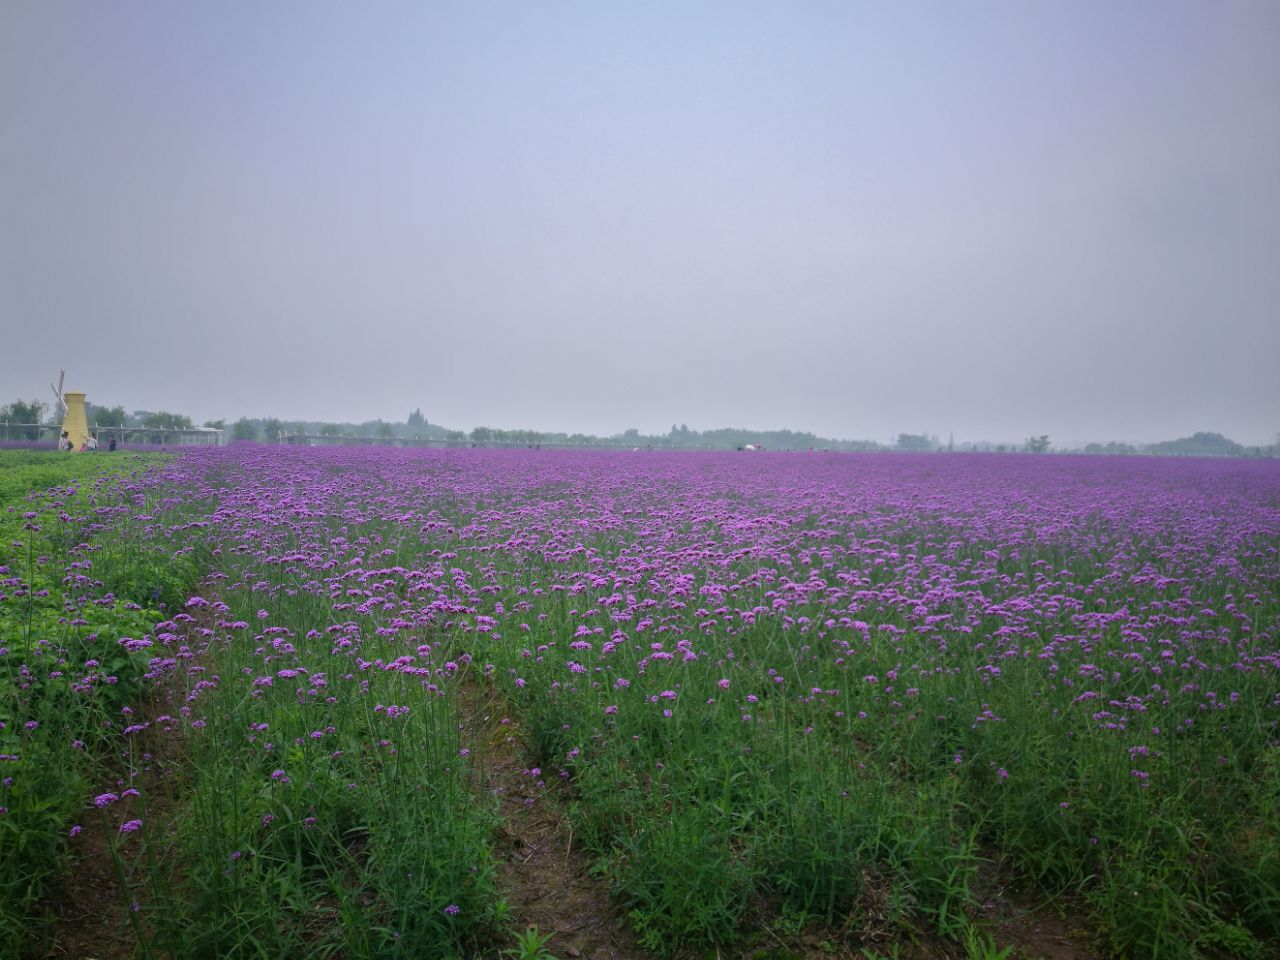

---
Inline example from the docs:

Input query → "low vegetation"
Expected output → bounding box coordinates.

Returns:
[2,447,1277,959]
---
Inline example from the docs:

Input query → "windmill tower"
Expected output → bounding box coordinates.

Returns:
[50,370,90,450]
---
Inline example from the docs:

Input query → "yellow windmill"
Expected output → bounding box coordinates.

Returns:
[50,370,90,450]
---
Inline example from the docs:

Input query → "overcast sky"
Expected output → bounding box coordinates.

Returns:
[2,1,1277,445]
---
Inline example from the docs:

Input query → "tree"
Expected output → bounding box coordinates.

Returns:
[1146,432,1242,457]
[376,421,395,440]
[896,433,933,452]
[203,419,226,431]
[668,423,694,446]
[91,405,127,430]
[231,418,258,442]
[1,399,44,440]
[1025,435,1051,454]
[407,408,426,432]
[142,411,193,444]
[318,423,341,438]
[261,418,283,443]
[142,411,193,430]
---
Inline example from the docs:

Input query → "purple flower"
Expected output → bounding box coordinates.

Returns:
[119,819,143,833]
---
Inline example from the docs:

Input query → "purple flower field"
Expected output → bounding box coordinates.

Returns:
[6,446,1279,958]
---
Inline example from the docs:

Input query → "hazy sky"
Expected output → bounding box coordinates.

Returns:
[3,2,1278,445]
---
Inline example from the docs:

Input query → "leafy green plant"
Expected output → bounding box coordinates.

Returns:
[962,925,1013,960]
[504,925,557,960]
[1194,917,1262,960]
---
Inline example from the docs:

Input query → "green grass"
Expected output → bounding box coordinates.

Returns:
[5,448,1278,960]
[0,450,186,957]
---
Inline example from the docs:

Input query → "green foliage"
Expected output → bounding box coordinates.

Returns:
[962,925,1013,960]
[0,399,45,440]
[1024,435,1050,453]
[0,747,86,953]
[896,433,935,452]
[0,450,187,948]
[262,417,283,441]
[1194,916,1263,960]
[141,410,193,438]
[1146,431,1243,457]
[97,547,202,611]
[231,417,259,441]
[504,926,557,960]
[91,404,128,429]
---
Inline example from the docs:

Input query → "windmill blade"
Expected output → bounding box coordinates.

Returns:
[50,370,68,416]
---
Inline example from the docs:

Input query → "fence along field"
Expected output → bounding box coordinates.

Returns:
[2,446,1277,959]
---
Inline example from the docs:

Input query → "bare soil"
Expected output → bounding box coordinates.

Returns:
[460,681,656,960]
[43,811,133,960]
[976,859,1102,960]
[44,688,187,960]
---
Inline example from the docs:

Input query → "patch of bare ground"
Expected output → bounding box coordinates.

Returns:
[42,809,133,960]
[461,681,656,960]
[973,853,1102,960]
[44,689,186,960]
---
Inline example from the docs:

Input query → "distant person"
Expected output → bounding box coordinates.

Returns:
[108,436,117,452]
[86,433,98,451]
[59,431,72,451]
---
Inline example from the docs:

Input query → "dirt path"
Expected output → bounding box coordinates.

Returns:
[44,817,135,960]
[45,684,186,960]
[460,682,655,960]
[44,584,224,960]
[976,861,1100,960]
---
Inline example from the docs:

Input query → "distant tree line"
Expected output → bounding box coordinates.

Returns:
[227,411,451,444]
[4,397,1275,458]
